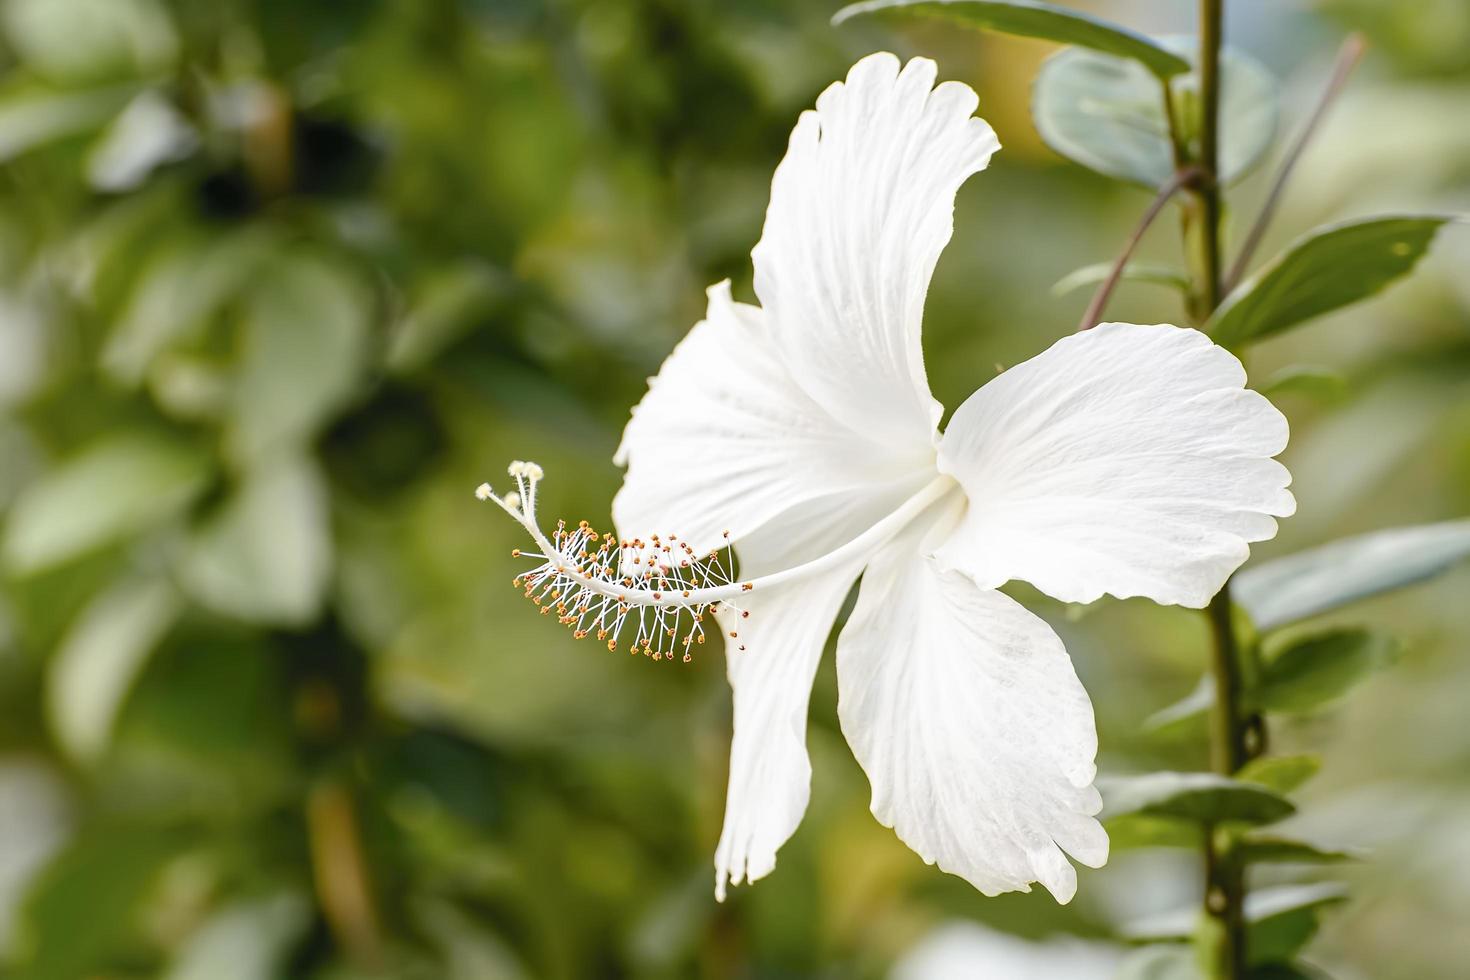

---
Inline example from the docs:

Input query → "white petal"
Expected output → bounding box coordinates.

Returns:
[711,492,895,900]
[613,280,929,558]
[616,53,993,553]
[712,567,856,901]
[753,52,1000,453]
[935,323,1295,608]
[837,501,1107,903]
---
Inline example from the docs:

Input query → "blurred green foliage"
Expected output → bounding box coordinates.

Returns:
[0,1,1467,978]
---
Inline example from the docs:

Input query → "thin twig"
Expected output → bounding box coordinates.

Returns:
[1224,33,1367,291]
[1077,166,1202,332]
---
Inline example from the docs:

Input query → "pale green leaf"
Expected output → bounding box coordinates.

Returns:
[1033,40,1276,187]
[1115,945,1196,980]
[1050,261,1189,296]
[1249,965,1332,980]
[14,825,182,980]
[413,895,535,980]
[1100,771,1295,826]
[163,891,311,980]
[0,83,133,162]
[103,229,274,385]
[1143,674,1213,732]
[85,89,197,192]
[1236,754,1321,794]
[178,455,331,627]
[47,577,180,762]
[1235,519,1470,630]
[2,0,178,82]
[1240,834,1361,866]
[1122,882,1347,942]
[387,262,514,374]
[1105,813,1201,850]
[1249,912,1323,969]
[832,1,1190,78]
[2,432,210,575]
[1259,365,1349,403]
[1209,216,1452,348]
[1253,629,1395,714]
[0,762,70,951]
[226,251,370,465]
[0,296,46,410]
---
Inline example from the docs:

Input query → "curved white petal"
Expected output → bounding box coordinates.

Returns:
[616,53,994,553]
[613,281,929,557]
[935,323,1295,608]
[712,568,854,901]
[837,500,1107,903]
[753,52,1000,454]
[711,491,898,900]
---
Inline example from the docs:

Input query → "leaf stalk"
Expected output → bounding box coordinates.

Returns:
[1224,33,1367,291]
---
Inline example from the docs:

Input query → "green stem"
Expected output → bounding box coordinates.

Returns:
[1196,0,1224,313]
[1206,585,1248,774]
[1194,3,1250,978]
[1204,586,1252,977]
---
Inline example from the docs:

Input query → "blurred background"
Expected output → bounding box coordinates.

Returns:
[0,1,1466,978]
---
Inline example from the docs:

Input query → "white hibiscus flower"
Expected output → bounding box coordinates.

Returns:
[480,52,1293,905]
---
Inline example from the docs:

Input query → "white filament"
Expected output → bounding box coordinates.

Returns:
[477,462,956,660]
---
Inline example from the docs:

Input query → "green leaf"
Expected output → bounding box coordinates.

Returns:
[1050,261,1189,296]
[1209,216,1453,348]
[1253,629,1395,714]
[1115,945,1196,980]
[414,895,536,980]
[1143,674,1213,732]
[1249,963,1332,979]
[387,261,515,374]
[1,432,211,575]
[1236,754,1321,794]
[1241,884,1348,967]
[2,0,178,83]
[1246,880,1351,918]
[0,82,133,162]
[113,639,294,808]
[1235,519,1470,631]
[1240,833,1360,866]
[163,891,311,980]
[1250,914,1322,969]
[0,761,70,938]
[832,0,1190,78]
[1122,882,1347,947]
[178,455,330,627]
[1259,365,1349,403]
[1106,813,1201,850]
[1032,40,1276,187]
[1101,771,1295,826]
[226,251,370,465]
[46,576,180,762]
[103,228,274,385]
[86,89,197,192]
[14,824,181,980]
